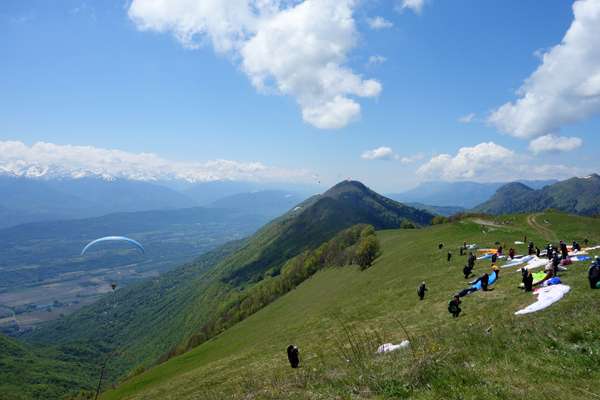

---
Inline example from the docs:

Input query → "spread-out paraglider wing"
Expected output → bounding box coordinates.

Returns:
[81,236,145,256]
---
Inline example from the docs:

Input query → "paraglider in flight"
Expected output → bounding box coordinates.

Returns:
[80,236,145,256]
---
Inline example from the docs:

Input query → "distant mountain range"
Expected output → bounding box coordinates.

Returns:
[473,174,600,216]
[388,180,557,209]
[404,202,466,217]
[0,175,314,229]
[207,190,306,217]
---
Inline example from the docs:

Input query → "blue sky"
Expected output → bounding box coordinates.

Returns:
[1,0,599,191]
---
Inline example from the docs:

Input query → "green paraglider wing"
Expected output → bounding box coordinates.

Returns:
[81,236,145,256]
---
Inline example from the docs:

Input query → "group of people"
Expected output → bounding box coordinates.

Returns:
[430,237,598,319]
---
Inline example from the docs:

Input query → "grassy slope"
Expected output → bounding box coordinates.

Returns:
[103,212,600,400]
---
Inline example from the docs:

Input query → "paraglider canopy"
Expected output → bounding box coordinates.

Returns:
[81,236,145,256]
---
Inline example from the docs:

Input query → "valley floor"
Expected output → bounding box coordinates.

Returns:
[103,212,600,400]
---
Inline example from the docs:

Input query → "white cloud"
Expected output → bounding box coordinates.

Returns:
[489,0,600,138]
[458,113,476,124]
[367,55,387,66]
[129,0,381,130]
[397,0,426,14]
[367,16,393,30]
[399,153,425,164]
[361,146,396,160]
[0,140,310,183]
[361,147,423,164]
[416,142,581,182]
[528,135,583,154]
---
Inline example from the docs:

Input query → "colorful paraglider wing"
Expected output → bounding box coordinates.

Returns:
[81,236,145,256]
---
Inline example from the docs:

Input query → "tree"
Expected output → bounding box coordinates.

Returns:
[355,235,380,270]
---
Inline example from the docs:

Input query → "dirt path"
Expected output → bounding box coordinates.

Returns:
[526,213,557,242]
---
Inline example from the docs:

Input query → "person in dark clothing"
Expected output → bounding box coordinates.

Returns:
[536,246,541,257]
[528,242,534,255]
[572,241,581,252]
[447,251,452,262]
[287,345,300,368]
[468,252,476,269]
[417,282,427,300]
[497,246,503,255]
[560,241,568,260]
[463,264,473,279]
[588,257,600,289]
[547,245,554,260]
[552,253,561,276]
[459,247,464,256]
[481,273,490,291]
[491,253,498,264]
[448,295,462,318]
[589,257,600,289]
[523,270,534,292]
[438,243,444,250]
[509,248,516,259]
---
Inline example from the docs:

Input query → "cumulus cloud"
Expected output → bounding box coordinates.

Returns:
[361,147,423,163]
[458,113,476,124]
[528,135,583,154]
[367,55,387,66]
[361,146,396,160]
[367,16,393,30]
[416,142,581,182]
[489,0,600,138]
[0,140,310,183]
[397,0,426,14]
[399,153,425,164]
[129,0,381,130]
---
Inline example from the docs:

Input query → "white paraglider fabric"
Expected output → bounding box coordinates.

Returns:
[515,284,570,315]
[502,255,534,268]
[377,340,410,353]
[518,257,548,271]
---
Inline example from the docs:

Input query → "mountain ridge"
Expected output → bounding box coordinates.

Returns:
[473,174,600,215]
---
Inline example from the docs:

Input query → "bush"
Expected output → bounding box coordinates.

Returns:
[431,216,449,225]
[355,235,380,270]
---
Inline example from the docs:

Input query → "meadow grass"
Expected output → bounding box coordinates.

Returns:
[102,212,600,399]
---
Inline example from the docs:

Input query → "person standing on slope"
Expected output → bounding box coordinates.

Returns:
[447,251,452,263]
[417,282,428,300]
[560,241,568,260]
[448,295,462,318]
[552,253,561,276]
[528,241,535,255]
[491,253,498,264]
[589,257,600,289]
[509,248,516,260]
[287,345,300,368]
[468,252,476,270]
[463,264,474,279]
[523,270,534,292]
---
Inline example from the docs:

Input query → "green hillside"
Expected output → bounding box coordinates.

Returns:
[20,180,431,397]
[0,333,97,400]
[103,211,600,400]
[474,174,600,216]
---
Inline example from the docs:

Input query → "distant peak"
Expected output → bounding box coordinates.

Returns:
[582,173,600,180]
[323,180,370,197]
[498,182,534,192]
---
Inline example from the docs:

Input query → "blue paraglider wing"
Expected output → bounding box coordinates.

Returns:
[81,236,145,256]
